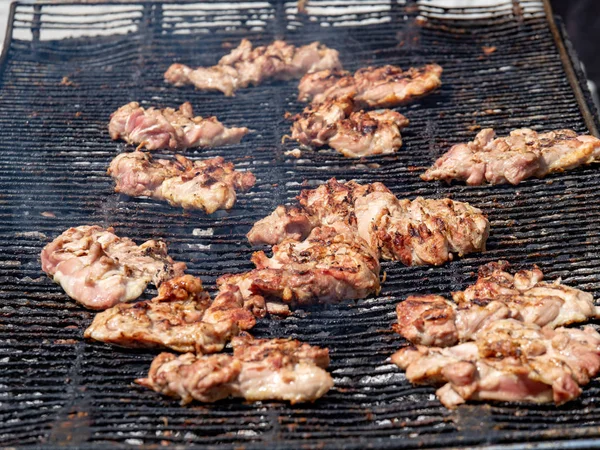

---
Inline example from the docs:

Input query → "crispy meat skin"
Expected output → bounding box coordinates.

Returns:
[298,64,443,108]
[109,101,248,151]
[247,178,488,266]
[40,226,186,310]
[136,334,333,404]
[422,128,600,185]
[219,222,380,309]
[392,319,600,408]
[165,39,342,96]
[108,151,256,213]
[290,97,409,158]
[395,261,600,347]
[84,276,255,353]
[354,192,489,265]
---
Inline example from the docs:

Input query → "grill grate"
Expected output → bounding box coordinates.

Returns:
[2,0,600,448]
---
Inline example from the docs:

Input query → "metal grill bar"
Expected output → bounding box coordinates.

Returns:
[1,0,600,448]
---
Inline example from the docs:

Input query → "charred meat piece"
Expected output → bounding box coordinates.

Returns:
[299,64,443,108]
[109,102,248,151]
[247,178,489,266]
[108,151,256,213]
[40,226,186,310]
[165,39,342,96]
[84,276,255,353]
[392,319,600,408]
[219,222,380,310]
[395,261,600,347]
[290,97,409,158]
[422,128,600,185]
[353,191,489,266]
[136,333,333,404]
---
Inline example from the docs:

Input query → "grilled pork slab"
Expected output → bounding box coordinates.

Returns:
[136,334,333,404]
[218,221,380,312]
[422,128,600,185]
[247,178,489,266]
[108,151,256,213]
[41,226,186,310]
[392,319,600,408]
[165,39,342,96]
[298,64,443,108]
[84,276,255,353]
[290,97,409,158]
[109,102,248,150]
[394,261,600,347]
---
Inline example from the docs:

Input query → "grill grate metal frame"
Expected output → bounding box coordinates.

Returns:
[1,0,600,448]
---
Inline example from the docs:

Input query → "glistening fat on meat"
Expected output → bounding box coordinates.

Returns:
[84,276,255,353]
[165,39,342,96]
[108,151,256,213]
[109,102,248,151]
[136,334,333,404]
[40,225,186,309]
[394,261,600,347]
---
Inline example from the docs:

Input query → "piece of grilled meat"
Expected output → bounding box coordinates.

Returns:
[247,178,489,266]
[40,226,186,310]
[298,64,443,108]
[136,333,333,404]
[422,128,600,185]
[353,189,489,266]
[290,97,409,158]
[392,319,600,408]
[218,221,381,312]
[109,101,248,151]
[108,151,256,213]
[165,39,342,96]
[84,276,255,353]
[395,261,600,347]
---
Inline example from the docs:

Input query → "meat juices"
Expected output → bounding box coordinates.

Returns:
[298,64,443,108]
[165,39,342,96]
[40,225,186,309]
[394,261,600,347]
[289,97,410,158]
[108,151,256,213]
[109,102,248,151]
[422,128,600,185]
[136,334,333,404]
[392,319,600,408]
[85,276,255,353]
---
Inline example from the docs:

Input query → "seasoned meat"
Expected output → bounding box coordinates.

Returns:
[84,276,255,353]
[219,222,380,309]
[422,128,600,185]
[392,319,600,408]
[297,69,351,102]
[247,178,489,266]
[165,39,342,96]
[108,151,256,213]
[353,191,489,265]
[395,261,600,347]
[136,334,333,404]
[109,101,248,151]
[246,205,317,246]
[40,226,186,310]
[290,97,409,158]
[298,64,443,108]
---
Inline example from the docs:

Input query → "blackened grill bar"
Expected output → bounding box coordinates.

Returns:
[1,0,600,448]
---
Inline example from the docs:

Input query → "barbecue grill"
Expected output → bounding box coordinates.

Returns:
[2,0,600,448]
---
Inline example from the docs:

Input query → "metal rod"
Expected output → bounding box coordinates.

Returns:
[542,0,599,137]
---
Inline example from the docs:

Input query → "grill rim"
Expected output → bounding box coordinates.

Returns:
[3,1,600,448]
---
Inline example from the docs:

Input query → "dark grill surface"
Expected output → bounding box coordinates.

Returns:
[2,0,600,448]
